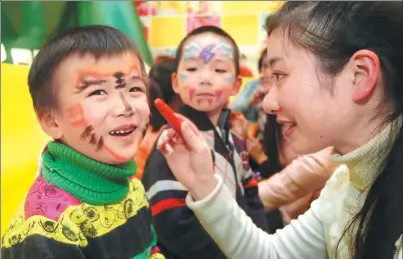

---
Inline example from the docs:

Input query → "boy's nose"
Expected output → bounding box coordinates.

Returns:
[113,92,134,117]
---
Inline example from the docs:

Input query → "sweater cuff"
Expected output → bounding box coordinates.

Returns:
[186,175,234,222]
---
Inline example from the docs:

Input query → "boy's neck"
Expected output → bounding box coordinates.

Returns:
[41,141,136,205]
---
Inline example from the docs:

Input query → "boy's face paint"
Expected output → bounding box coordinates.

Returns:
[51,53,150,165]
[175,33,241,114]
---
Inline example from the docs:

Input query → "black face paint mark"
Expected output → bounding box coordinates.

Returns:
[119,91,133,112]
[89,134,97,145]
[81,125,103,149]
[80,125,93,140]
[96,136,104,151]
[113,72,126,89]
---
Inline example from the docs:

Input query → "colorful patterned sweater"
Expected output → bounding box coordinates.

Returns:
[142,105,268,259]
[1,141,165,259]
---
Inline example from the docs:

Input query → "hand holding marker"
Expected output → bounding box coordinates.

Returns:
[154,98,184,138]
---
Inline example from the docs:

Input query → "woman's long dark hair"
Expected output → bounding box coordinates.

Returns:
[261,115,283,177]
[266,2,402,258]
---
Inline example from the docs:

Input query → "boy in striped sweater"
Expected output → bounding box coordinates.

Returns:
[1,26,164,259]
[142,26,268,259]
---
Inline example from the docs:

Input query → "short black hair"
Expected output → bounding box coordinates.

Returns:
[28,25,146,116]
[175,26,240,75]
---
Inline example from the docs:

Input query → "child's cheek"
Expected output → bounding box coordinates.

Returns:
[81,103,107,125]
[66,103,88,128]
[65,102,104,149]
[131,96,150,126]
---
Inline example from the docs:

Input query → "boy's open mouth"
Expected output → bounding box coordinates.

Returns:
[109,126,136,137]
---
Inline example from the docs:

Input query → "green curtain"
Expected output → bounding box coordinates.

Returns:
[1,6,17,63]
[12,1,45,49]
[78,1,153,66]
[1,1,152,65]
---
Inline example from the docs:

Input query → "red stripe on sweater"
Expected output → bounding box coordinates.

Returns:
[150,246,161,255]
[151,198,186,216]
[244,178,258,188]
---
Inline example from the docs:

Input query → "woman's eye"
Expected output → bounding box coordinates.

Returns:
[88,90,107,97]
[272,73,286,82]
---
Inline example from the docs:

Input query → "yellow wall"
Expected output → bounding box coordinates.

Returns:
[148,1,284,48]
[1,63,51,236]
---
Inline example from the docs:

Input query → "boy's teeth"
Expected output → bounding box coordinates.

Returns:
[110,129,134,135]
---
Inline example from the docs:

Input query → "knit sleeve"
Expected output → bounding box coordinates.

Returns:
[258,147,335,210]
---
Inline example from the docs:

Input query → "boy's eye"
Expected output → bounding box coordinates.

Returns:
[88,89,107,97]
[186,67,197,72]
[129,86,145,93]
[215,69,227,73]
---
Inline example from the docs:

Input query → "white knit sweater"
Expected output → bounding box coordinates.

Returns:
[186,119,402,259]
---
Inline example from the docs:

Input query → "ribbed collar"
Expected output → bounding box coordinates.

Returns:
[331,117,402,190]
[41,141,137,205]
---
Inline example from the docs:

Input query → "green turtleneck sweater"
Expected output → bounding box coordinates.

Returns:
[42,141,136,205]
[2,141,165,259]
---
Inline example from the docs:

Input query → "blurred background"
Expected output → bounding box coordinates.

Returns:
[1,1,283,235]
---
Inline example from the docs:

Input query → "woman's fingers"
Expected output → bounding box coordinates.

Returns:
[180,121,206,153]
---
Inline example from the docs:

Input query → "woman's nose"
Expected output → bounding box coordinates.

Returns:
[262,86,280,115]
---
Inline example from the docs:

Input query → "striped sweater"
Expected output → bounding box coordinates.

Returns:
[1,141,164,259]
[141,105,268,259]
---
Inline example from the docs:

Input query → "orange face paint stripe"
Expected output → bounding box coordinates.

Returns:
[103,145,131,162]
[66,104,88,128]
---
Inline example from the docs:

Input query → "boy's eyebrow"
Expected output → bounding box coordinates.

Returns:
[75,79,107,93]
[131,75,143,80]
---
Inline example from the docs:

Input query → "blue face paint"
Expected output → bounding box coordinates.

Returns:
[183,54,197,61]
[184,44,201,53]
[179,73,187,80]
[215,43,233,53]
[199,44,216,64]
[220,53,234,61]
[225,75,235,83]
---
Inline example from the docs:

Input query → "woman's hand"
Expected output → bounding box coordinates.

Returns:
[157,116,218,200]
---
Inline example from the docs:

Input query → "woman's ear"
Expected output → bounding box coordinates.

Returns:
[350,49,380,103]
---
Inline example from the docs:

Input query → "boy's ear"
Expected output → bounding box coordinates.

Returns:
[37,109,63,139]
[171,73,180,94]
[230,76,243,96]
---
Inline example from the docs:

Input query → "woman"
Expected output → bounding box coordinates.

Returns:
[157,2,402,258]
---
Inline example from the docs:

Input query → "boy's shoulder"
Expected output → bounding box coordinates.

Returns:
[3,175,151,249]
[24,176,83,222]
[2,176,87,249]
